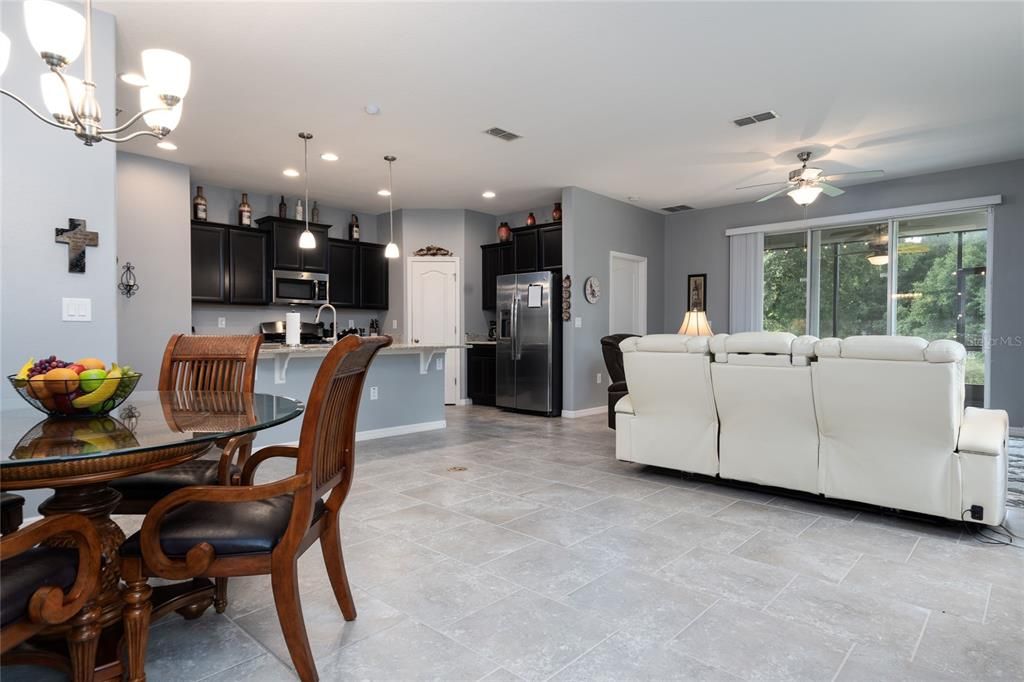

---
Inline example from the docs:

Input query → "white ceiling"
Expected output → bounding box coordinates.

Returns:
[102,1,1024,215]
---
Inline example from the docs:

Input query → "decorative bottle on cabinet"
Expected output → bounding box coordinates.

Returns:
[278,195,287,218]
[497,221,512,242]
[349,214,360,241]
[192,186,208,221]
[552,202,562,221]
[238,193,252,226]
[311,201,320,223]
[295,199,304,221]
[526,212,537,226]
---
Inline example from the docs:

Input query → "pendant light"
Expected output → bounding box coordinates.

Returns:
[383,155,400,259]
[298,132,316,249]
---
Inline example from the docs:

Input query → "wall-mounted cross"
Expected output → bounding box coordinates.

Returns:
[55,218,99,273]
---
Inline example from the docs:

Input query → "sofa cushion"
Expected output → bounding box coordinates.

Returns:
[726,353,794,367]
[723,331,796,355]
[925,339,967,364]
[624,334,694,353]
[0,547,78,627]
[840,335,928,361]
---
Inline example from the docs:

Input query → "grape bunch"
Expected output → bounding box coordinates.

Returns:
[27,355,68,378]
[114,366,139,400]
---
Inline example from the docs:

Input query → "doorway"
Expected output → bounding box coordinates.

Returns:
[609,251,647,335]
[406,257,461,404]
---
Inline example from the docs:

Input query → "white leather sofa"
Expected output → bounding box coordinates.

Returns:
[615,334,719,475]
[615,332,1009,526]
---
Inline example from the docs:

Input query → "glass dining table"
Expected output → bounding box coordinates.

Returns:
[0,390,304,677]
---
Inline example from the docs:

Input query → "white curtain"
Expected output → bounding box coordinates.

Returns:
[729,232,764,333]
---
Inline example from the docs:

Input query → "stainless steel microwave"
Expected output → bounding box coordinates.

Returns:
[272,270,329,305]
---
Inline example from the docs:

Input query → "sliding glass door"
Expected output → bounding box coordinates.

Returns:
[817,222,889,338]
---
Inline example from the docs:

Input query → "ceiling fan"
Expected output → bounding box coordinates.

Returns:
[737,151,884,206]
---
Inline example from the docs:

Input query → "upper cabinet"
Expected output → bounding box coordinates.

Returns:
[328,240,358,308]
[539,225,562,270]
[513,229,539,272]
[256,217,330,272]
[480,222,560,310]
[328,239,389,310]
[358,242,389,309]
[228,228,268,304]
[481,242,513,310]
[191,223,227,302]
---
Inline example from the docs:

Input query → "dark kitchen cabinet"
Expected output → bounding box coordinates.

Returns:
[481,242,513,311]
[228,228,268,304]
[257,217,329,272]
[467,344,496,406]
[539,226,562,269]
[191,222,227,302]
[358,243,389,309]
[513,229,539,272]
[328,240,358,308]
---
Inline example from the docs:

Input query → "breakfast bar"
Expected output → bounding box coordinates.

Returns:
[252,341,463,445]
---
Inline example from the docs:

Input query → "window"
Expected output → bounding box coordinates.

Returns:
[763,232,807,334]
[817,222,889,338]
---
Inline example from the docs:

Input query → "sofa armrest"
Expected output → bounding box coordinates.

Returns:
[614,395,634,415]
[957,407,1008,456]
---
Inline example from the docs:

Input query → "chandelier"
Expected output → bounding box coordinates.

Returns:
[0,0,190,145]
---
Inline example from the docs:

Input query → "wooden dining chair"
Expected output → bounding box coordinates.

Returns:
[1,513,102,681]
[119,335,391,682]
[109,333,262,613]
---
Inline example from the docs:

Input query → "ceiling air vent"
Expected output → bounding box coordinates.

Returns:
[661,204,694,213]
[484,127,522,141]
[733,110,778,127]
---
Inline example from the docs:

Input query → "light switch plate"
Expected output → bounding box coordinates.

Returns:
[62,297,92,322]
[574,317,582,328]
[217,317,226,329]
[369,386,378,400]
[392,319,398,329]
[436,357,443,370]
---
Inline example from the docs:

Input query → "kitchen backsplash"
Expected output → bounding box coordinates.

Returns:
[192,304,392,338]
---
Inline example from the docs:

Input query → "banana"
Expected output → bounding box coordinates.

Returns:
[71,365,122,408]
[14,358,34,385]
[72,428,117,452]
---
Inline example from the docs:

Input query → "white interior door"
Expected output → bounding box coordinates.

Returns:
[609,251,647,335]
[407,257,460,404]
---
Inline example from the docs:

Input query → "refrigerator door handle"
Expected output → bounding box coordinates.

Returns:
[511,297,520,360]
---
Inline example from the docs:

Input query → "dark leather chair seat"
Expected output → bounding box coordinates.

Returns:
[110,460,241,501]
[1,493,25,534]
[0,547,78,627]
[601,334,639,429]
[120,496,326,558]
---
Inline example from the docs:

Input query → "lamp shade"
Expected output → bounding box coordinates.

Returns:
[788,185,823,207]
[298,229,316,250]
[384,241,400,259]
[40,71,84,120]
[141,48,191,100]
[23,0,85,65]
[140,86,182,131]
[0,32,11,77]
[678,309,713,336]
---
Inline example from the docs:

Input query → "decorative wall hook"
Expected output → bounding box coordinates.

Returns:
[118,261,139,298]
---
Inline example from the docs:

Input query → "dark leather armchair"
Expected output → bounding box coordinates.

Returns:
[601,334,639,429]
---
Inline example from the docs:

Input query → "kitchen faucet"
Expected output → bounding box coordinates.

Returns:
[314,303,338,346]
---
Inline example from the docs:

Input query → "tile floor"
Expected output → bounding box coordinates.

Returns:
[9,406,1024,681]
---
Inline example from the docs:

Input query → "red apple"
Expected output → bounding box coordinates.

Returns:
[67,363,86,375]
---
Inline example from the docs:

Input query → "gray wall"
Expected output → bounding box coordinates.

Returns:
[379,209,404,337]
[562,187,666,412]
[1,4,117,514]
[117,154,192,388]
[664,159,1024,425]
[463,210,497,338]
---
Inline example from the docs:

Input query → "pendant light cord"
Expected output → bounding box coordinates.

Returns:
[303,134,310,232]
[388,158,395,243]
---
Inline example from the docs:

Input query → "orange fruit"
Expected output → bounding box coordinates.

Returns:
[43,367,80,394]
[27,374,52,400]
[75,358,106,371]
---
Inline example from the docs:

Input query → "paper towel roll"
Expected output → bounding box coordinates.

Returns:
[286,312,301,346]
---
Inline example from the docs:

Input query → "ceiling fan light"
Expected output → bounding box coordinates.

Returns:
[384,241,400,259]
[141,48,191,101]
[298,229,316,250]
[24,0,85,67]
[40,71,84,120]
[140,86,182,132]
[867,254,889,266]
[788,185,823,206]
[0,32,11,77]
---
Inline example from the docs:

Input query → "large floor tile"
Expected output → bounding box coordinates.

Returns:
[517,482,610,510]
[985,584,1024,627]
[641,487,737,516]
[915,610,1024,678]
[660,546,794,608]
[672,600,851,681]
[908,536,1024,590]
[550,632,738,681]
[198,653,298,682]
[766,575,929,659]
[562,567,714,642]
[646,510,759,552]
[575,495,676,530]
[401,478,491,507]
[732,529,862,582]
[341,534,448,588]
[365,502,473,540]
[471,471,551,495]
[502,507,612,547]
[416,519,537,565]
[448,491,545,524]
[446,590,616,681]
[834,643,958,682]
[712,499,819,534]
[144,614,266,682]
[842,554,990,622]
[573,525,693,573]
[317,619,497,681]
[766,495,860,521]
[799,516,920,562]
[483,541,623,598]
[581,473,667,500]
[342,488,422,521]
[360,467,450,491]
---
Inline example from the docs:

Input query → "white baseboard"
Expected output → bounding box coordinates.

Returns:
[562,406,606,418]
[355,420,447,441]
[453,398,473,406]
[1010,426,1023,438]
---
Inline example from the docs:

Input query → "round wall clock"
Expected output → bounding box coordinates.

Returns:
[584,276,601,303]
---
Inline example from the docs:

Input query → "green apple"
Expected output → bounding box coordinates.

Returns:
[78,368,108,393]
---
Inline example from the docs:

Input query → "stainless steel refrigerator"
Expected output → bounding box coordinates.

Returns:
[496,271,561,416]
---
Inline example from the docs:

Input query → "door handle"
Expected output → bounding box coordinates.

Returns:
[414,338,420,344]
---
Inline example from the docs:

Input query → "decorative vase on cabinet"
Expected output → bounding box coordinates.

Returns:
[497,222,512,242]
[526,212,537,226]
[552,202,562,221]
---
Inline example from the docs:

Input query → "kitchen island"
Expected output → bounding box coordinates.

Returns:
[252,341,463,446]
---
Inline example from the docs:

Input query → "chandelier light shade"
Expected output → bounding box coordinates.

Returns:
[299,229,317,249]
[384,242,400,259]
[678,309,713,336]
[867,254,889,266]
[1,0,190,145]
[141,48,191,101]
[298,132,316,249]
[788,185,823,207]
[23,0,86,67]
[383,155,400,259]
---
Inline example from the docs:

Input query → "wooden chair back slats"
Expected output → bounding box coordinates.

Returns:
[158,334,262,393]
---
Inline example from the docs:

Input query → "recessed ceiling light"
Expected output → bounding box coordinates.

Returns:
[156,141,177,151]
[283,168,300,177]
[365,104,381,115]
[482,191,496,199]
[120,72,147,86]
[377,189,391,196]
[320,152,339,161]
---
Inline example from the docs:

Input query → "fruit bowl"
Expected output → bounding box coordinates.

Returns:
[8,371,142,418]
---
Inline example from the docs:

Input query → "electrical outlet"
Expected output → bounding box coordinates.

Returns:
[574,317,582,328]
[436,358,443,370]
[369,386,378,400]
[596,372,602,384]
[217,317,226,329]
[392,319,398,329]
[348,319,355,328]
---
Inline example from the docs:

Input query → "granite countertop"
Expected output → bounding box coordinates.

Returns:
[466,340,497,346]
[259,342,464,358]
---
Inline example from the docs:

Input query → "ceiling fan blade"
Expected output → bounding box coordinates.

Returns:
[756,185,795,203]
[823,170,885,181]
[736,181,790,191]
[817,182,845,197]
